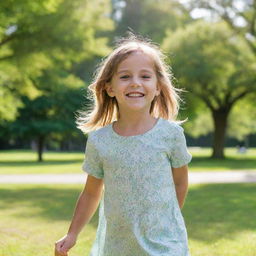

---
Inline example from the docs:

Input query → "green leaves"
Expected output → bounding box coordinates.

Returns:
[163,21,256,109]
[113,0,192,43]
[163,20,256,141]
[0,0,113,122]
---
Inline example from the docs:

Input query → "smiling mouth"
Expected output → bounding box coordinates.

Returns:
[125,92,145,98]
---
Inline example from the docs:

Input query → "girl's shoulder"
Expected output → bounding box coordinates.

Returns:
[158,118,187,144]
[86,123,112,141]
[161,118,185,134]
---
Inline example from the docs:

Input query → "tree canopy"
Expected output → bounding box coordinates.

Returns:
[162,20,256,157]
[112,0,192,43]
[0,0,113,122]
[1,0,256,160]
[187,0,256,55]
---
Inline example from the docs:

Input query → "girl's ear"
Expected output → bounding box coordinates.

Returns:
[106,83,115,97]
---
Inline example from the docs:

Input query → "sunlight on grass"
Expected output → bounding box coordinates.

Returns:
[189,147,256,172]
[189,147,256,158]
[0,184,95,256]
[0,148,256,174]
[189,231,256,256]
[184,183,256,255]
[0,150,84,162]
[0,150,84,174]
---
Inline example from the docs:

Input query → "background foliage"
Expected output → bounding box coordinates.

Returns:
[0,0,255,160]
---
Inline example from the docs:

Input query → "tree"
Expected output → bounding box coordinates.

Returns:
[227,94,256,142]
[162,21,256,158]
[0,0,113,122]
[187,0,256,55]
[180,95,256,144]
[112,0,192,43]
[10,69,87,161]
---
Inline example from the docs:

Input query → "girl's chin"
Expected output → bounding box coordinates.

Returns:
[120,104,151,112]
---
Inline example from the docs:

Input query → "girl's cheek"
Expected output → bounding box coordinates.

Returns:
[120,81,130,86]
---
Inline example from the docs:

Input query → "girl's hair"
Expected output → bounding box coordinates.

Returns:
[76,34,183,133]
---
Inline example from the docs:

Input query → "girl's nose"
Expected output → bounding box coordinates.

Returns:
[130,77,141,87]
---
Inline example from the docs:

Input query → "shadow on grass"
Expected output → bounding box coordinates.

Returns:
[183,183,256,243]
[0,186,99,228]
[191,156,256,170]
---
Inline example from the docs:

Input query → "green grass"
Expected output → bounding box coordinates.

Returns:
[0,150,84,174]
[0,183,255,256]
[0,148,256,174]
[0,184,96,256]
[190,147,256,172]
[184,183,256,255]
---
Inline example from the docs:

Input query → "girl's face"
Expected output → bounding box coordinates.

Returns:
[106,51,160,114]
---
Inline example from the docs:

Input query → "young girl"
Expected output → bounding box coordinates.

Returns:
[55,35,192,256]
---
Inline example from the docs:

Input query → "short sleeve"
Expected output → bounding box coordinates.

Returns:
[168,125,192,168]
[82,133,104,179]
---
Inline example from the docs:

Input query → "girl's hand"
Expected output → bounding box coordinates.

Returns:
[55,234,76,256]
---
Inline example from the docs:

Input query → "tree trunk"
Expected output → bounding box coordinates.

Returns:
[211,108,230,159]
[37,135,45,162]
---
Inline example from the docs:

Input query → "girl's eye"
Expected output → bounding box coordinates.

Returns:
[142,75,151,79]
[120,75,129,79]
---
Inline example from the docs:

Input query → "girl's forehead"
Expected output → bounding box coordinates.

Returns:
[117,51,155,71]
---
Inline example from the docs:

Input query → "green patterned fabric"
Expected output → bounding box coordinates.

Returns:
[82,118,192,256]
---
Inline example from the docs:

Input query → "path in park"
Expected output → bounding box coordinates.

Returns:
[0,171,256,184]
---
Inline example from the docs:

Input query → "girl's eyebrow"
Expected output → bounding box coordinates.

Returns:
[117,69,154,74]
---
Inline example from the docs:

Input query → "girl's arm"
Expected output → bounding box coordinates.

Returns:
[55,174,104,256]
[172,165,189,209]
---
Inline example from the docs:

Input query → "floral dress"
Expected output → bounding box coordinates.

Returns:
[82,118,192,256]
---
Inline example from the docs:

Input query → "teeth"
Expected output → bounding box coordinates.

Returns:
[126,93,144,97]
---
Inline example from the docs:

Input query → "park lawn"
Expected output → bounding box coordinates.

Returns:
[190,147,256,171]
[0,150,84,175]
[0,184,94,256]
[0,148,256,174]
[0,183,255,256]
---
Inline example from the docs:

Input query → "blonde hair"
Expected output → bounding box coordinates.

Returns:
[76,35,183,133]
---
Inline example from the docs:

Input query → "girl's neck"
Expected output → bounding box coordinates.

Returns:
[114,112,158,136]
